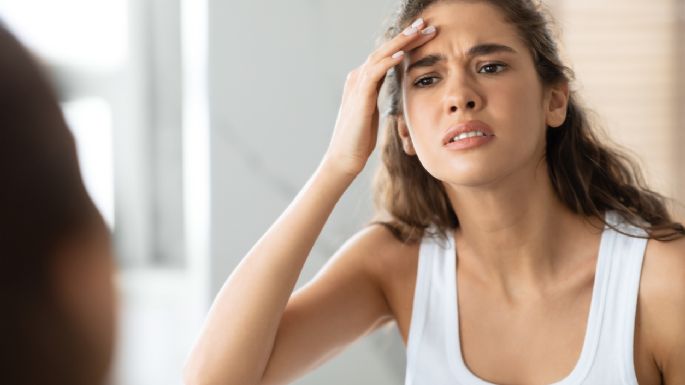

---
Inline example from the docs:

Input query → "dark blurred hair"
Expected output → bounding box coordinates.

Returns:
[0,26,108,385]
[370,0,685,243]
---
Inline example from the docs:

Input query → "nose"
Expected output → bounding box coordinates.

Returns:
[444,74,482,115]
[449,101,475,113]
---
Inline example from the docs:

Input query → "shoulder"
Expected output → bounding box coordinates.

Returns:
[641,236,685,317]
[639,236,685,382]
[344,224,422,310]
[352,224,423,331]
[346,223,421,278]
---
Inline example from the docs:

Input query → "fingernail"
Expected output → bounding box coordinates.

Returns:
[411,18,424,29]
[402,26,417,36]
[421,25,436,35]
[392,51,405,59]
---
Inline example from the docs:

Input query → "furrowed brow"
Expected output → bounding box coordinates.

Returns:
[405,43,517,74]
[405,54,446,74]
[467,43,517,57]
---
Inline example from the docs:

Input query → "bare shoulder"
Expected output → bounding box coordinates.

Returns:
[351,224,421,282]
[305,223,420,311]
[354,224,422,341]
[640,236,685,383]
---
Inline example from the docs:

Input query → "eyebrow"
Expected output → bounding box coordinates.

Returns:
[405,43,518,74]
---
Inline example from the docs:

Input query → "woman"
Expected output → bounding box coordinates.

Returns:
[0,25,116,385]
[185,1,685,384]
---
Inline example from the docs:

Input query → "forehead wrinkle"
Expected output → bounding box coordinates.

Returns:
[405,53,446,74]
[408,2,523,60]
[405,42,518,74]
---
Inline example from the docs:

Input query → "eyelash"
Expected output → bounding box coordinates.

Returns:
[414,76,439,88]
[479,63,507,74]
[412,63,508,88]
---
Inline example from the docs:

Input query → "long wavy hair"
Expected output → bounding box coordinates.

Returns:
[370,0,685,243]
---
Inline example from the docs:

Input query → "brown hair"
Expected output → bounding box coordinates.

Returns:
[370,0,685,243]
[0,26,110,385]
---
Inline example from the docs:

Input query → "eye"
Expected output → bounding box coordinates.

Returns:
[478,63,507,74]
[413,75,440,88]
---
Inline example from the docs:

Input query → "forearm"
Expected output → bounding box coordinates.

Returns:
[184,160,356,385]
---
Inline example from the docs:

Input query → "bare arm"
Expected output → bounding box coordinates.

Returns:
[183,17,436,385]
[640,237,685,385]
[183,161,357,385]
[257,224,397,385]
[656,238,685,384]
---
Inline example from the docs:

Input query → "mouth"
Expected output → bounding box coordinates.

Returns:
[442,120,495,146]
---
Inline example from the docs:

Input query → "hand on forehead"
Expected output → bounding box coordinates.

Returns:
[402,1,522,68]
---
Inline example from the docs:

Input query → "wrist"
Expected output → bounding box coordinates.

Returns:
[318,157,361,183]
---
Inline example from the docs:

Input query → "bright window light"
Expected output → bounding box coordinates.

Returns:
[62,98,116,229]
[0,0,128,70]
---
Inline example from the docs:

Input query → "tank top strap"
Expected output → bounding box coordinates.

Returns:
[594,210,648,384]
[405,226,453,384]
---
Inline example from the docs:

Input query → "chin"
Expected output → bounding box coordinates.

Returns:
[443,173,504,188]
[423,159,502,188]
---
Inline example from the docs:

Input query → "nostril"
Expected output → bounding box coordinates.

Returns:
[450,106,457,113]
[467,101,476,109]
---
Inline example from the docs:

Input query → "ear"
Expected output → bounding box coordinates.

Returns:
[397,115,416,156]
[545,81,570,128]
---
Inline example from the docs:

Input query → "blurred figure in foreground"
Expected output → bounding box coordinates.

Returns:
[0,24,116,385]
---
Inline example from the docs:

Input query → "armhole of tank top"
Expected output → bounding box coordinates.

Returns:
[405,237,431,365]
[620,230,648,385]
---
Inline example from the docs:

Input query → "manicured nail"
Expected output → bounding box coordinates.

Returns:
[402,26,417,36]
[392,51,405,59]
[421,25,436,35]
[411,18,424,29]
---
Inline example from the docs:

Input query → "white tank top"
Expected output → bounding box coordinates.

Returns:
[404,210,648,385]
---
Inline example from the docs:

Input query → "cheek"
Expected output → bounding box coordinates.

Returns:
[55,242,117,370]
[490,76,547,137]
[403,91,442,148]
[79,254,116,350]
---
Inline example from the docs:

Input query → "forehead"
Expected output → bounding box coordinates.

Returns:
[409,1,524,57]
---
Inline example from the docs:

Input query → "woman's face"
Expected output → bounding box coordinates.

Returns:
[400,1,562,188]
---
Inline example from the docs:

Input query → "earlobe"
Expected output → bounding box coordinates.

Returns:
[397,116,416,156]
[546,82,570,128]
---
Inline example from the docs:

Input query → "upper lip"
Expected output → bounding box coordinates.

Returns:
[442,120,495,145]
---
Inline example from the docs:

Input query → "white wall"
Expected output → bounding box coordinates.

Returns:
[560,0,683,211]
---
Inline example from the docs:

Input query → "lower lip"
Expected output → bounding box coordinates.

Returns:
[444,135,495,150]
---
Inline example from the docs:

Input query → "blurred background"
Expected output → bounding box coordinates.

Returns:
[0,0,682,384]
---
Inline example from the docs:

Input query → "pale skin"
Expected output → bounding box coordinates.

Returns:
[183,1,685,385]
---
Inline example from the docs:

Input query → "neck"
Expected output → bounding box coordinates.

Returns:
[444,159,603,300]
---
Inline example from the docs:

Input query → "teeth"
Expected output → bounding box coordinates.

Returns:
[450,130,486,142]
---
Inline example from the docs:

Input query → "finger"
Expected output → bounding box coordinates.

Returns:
[358,52,406,96]
[369,17,426,63]
[362,25,438,89]
[402,25,437,53]
[349,23,438,102]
